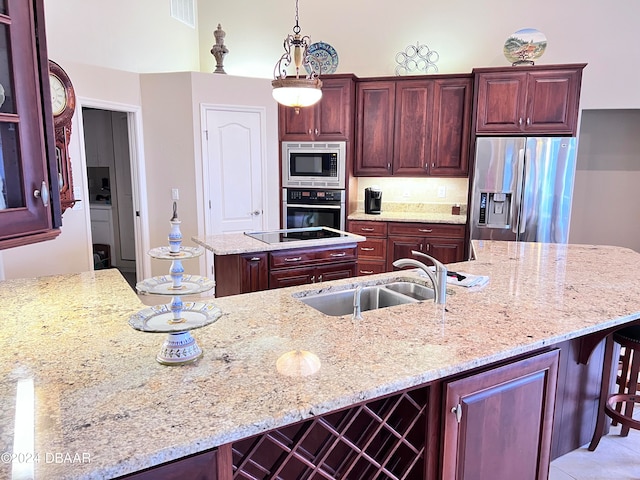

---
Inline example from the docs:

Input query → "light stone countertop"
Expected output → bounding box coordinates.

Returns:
[348,202,467,224]
[2,241,640,479]
[192,229,365,255]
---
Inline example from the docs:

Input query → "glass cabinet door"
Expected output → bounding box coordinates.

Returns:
[0,0,59,247]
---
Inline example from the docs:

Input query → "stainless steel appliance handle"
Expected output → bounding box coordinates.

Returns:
[285,203,341,210]
[513,148,525,234]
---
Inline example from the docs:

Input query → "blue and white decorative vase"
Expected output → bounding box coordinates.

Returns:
[169,295,184,323]
[170,259,184,289]
[169,220,182,254]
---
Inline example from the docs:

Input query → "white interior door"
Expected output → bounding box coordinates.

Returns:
[205,107,266,235]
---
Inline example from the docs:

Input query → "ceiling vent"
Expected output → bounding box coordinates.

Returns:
[170,0,196,28]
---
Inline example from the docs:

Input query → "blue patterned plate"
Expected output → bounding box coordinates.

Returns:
[305,41,339,75]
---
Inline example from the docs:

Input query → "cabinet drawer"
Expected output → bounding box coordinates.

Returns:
[348,220,388,237]
[270,244,357,269]
[387,222,465,238]
[356,261,386,276]
[357,238,386,260]
[270,249,318,268]
[316,245,357,262]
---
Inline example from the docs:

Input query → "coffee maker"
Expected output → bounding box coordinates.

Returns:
[364,186,382,214]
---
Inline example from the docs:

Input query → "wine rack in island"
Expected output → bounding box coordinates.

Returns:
[128,202,222,365]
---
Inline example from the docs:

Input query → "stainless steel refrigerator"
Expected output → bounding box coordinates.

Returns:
[469,137,577,244]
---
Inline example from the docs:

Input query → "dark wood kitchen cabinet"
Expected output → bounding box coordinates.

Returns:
[213,252,269,297]
[214,244,357,296]
[354,80,395,175]
[441,349,559,480]
[278,74,355,141]
[473,64,586,136]
[0,0,62,250]
[348,219,388,276]
[119,448,221,480]
[387,222,466,269]
[269,244,357,289]
[355,75,472,177]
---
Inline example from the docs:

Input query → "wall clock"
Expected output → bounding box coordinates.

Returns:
[48,60,78,213]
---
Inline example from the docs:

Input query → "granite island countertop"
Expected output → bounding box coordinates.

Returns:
[2,241,640,479]
[192,228,365,255]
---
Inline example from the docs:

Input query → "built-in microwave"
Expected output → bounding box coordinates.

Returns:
[282,141,346,189]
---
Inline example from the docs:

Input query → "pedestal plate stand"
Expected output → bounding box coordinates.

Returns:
[128,202,221,365]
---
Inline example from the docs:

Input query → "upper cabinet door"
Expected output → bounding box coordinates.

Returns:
[474,71,528,134]
[0,0,61,249]
[392,80,434,175]
[473,64,586,136]
[279,75,354,141]
[430,77,472,176]
[525,69,582,134]
[354,81,395,175]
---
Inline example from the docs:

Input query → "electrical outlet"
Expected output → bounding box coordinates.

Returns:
[171,188,180,200]
[437,186,446,198]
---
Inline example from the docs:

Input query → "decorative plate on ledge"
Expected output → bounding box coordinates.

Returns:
[503,28,547,65]
[304,41,339,75]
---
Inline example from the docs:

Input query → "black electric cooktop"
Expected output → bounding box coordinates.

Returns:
[244,227,350,245]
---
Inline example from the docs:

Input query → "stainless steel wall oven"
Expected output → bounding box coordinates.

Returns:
[282,188,345,231]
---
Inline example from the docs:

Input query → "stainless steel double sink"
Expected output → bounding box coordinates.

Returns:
[295,281,435,317]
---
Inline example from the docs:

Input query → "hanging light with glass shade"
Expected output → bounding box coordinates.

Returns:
[272,0,322,111]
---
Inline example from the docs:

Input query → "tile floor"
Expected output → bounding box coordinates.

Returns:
[549,406,640,480]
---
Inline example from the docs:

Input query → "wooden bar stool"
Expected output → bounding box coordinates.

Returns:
[589,325,640,451]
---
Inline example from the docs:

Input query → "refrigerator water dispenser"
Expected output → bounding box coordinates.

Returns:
[478,192,512,228]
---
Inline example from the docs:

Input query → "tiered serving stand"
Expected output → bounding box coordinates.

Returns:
[128,202,221,365]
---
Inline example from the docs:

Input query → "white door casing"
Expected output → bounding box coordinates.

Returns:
[201,105,268,281]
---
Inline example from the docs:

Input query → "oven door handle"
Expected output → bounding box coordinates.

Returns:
[285,203,342,210]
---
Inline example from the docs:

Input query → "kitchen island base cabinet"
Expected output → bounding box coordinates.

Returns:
[214,253,269,297]
[214,244,357,296]
[441,350,559,480]
[230,385,430,479]
[118,448,222,480]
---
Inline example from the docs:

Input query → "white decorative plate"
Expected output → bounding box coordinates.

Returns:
[304,41,339,75]
[136,274,215,295]
[503,28,547,65]
[128,302,223,333]
[147,245,204,260]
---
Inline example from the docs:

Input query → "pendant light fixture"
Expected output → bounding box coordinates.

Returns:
[272,0,322,110]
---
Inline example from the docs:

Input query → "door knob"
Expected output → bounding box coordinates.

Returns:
[249,210,261,216]
[34,181,50,207]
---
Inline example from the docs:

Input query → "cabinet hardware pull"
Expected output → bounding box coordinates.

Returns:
[33,181,50,207]
[284,257,302,262]
[361,247,374,251]
[314,128,318,135]
[360,270,374,274]
[420,244,423,251]
[518,118,523,126]
[426,244,430,251]
[330,252,346,257]
[311,275,315,283]
[250,257,261,261]
[451,404,463,423]
[387,163,391,170]
[361,227,375,232]
[318,274,323,282]
[418,229,432,233]
[526,117,531,125]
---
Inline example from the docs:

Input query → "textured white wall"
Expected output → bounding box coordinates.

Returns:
[197,0,640,110]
